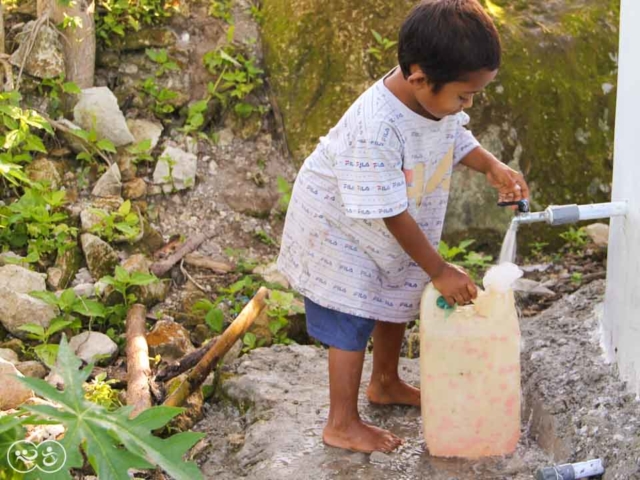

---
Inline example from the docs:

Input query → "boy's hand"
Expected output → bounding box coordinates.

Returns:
[486,162,530,205]
[431,262,478,307]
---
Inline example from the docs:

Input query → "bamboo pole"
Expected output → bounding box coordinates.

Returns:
[163,287,269,408]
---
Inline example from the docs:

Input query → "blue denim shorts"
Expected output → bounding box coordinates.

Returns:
[303,297,376,351]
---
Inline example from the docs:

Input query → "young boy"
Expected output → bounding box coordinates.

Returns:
[277,0,529,453]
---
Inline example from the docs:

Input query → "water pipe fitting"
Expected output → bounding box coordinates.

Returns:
[511,201,628,227]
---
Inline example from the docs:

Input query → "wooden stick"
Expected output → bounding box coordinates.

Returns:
[184,253,234,273]
[163,287,269,408]
[155,337,219,383]
[125,304,152,418]
[150,232,209,277]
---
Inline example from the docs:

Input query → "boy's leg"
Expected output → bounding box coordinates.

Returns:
[366,321,421,406]
[323,346,403,453]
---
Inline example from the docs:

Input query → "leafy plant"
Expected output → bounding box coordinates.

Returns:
[264,290,302,345]
[560,226,588,253]
[192,298,225,334]
[0,413,27,477]
[17,335,205,479]
[146,48,180,77]
[438,239,476,262]
[83,372,123,411]
[140,77,179,116]
[180,100,210,137]
[203,41,265,118]
[529,241,549,258]
[224,248,258,273]
[571,271,583,285]
[23,288,106,366]
[96,0,177,46]
[0,185,77,262]
[0,91,52,185]
[248,0,264,24]
[210,0,233,23]
[366,30,398,61]
[100,265,159,307]
[38,75,81,118]
[126,139,154,164]
[275,176,292,215]
[241,331,265,353]
[254,229,277,247]
[73,126,117,164]
[89,200,141,242]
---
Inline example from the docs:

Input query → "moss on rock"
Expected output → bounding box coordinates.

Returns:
[261,0,620,244]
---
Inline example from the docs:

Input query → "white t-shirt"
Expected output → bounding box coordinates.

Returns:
[277,74,480,323]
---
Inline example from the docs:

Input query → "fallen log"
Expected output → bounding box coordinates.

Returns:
[163,287,269,408]
[150,232,208,277]
[155,337,219,383]
[125,304,152,418]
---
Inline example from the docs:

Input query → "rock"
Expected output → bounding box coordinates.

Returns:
[80,233,119,280]
[126,118,163,149]
[15,361,47,379]
[74,87,135,147]
[585,223,609,247]
[92,163,122,197]
[9,22,64,79]
[68,331,118,365]
[115,27,177,51]
[0,358,34,410]
[47,245,82,290]
[514,278,556,296]
[262,0,619,242]
[123,178,148,199]
[80,196,125,232]
[222,186,278,217]
[253,263,290,289]
[115,151,138,182]
[25,158,63,189]
[0,348,18,364]
[0,339,24,356]
[0,252,25,266]
[0,264,46,293]
[153,146,197,192]
[370,451,392,464]
[0,288,57,338]
[55,118,86,153]
[72,283,96,298]
[138,218,165,254]
[146,320,195,362]
[217,128,234,146]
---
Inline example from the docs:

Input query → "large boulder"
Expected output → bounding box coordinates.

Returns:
[261,0,619,242]
[9,22,64,79]
[0,265,57,338]
[74,87,135,147]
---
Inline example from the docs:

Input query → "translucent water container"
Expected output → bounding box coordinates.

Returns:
[419,263,523,458]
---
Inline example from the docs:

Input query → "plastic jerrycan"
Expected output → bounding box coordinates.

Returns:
[419,263,523,458]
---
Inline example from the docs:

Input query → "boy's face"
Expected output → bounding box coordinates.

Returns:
[408,66,498,120]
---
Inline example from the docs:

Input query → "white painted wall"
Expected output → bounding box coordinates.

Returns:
[603,0,640,396]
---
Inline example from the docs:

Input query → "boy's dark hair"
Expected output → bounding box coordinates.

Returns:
[398,0,501,92]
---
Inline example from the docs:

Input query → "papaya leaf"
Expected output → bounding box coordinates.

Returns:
[18,336,205,480]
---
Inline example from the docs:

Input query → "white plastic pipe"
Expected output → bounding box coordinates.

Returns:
[511,201,628,227]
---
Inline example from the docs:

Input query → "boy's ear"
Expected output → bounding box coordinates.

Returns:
[407,65,429,89]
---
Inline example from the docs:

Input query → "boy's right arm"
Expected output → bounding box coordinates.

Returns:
[383,210,478,306]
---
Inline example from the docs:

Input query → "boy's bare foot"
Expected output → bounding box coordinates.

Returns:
[323,419,403,453]
[366,378,421,406]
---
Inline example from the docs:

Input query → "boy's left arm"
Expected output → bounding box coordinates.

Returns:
[459,146,530,203]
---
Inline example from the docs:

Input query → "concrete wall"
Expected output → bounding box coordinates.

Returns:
[603,0,640,396]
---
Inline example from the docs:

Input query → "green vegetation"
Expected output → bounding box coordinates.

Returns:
[559,226,588,253]
[96,0,178,46]
[0,185,77,263]
[438,239,494,282]
[100,265,159,308]
[89,200,141,243]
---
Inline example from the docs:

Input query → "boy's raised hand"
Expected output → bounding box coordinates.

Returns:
[485,162,529,205]
[431,262,478,307]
